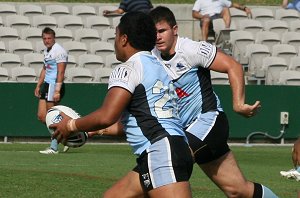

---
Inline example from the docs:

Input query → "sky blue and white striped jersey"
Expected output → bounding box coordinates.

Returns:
[108,51,185,156]
[152,37,223,127]
[43,43,68,84]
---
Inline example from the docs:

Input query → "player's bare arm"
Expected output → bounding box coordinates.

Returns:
[210,50,261,118]
[51,87,131,143]
[293,138,300,167]
[53,62,66,102]
[34,67,46,98]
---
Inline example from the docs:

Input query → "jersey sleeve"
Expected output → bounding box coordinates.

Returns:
[184,40,217,69]
[108,62,142,94]
[55,46,68,63]
[219,0,232,8]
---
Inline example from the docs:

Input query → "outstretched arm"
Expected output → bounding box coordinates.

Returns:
[209,50,261,118]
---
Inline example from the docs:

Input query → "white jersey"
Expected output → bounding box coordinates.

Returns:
[192,0,232,16]
[152,37,223,127]
[43,43,68,84]
[108,51,185,155]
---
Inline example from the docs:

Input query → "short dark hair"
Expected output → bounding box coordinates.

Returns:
[149,6,177,28]
[42,27,56,37]
[118,11,156,51]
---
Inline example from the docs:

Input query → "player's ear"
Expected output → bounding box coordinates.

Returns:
[172,25,178,36]
[121,34,128,46]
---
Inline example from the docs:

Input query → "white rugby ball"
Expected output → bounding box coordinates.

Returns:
[45,105,88,148]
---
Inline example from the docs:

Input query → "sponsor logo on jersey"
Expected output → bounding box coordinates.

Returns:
[142,173,151,188]
[197,42,213,58]
[175,87,189,98]
[110,66,131,83]
[51,114,62,124]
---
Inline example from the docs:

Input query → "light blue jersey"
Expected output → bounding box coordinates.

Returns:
[108,51,185,155]
[43,43,68,84]
[152,37,223,128]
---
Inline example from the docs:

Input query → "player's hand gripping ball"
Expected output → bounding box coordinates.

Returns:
[46,105,88,148]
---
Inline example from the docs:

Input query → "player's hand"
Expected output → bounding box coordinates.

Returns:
[34,87,40,98]
[234,100,261,118]
[50,112,72,144]
[53,92,61,102]
[292,138,300,167]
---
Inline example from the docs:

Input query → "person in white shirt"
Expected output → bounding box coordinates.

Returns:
[192,0,251,41]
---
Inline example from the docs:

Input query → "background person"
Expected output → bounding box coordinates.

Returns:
[192,0,251,41]
[282,0,300,12]
[102,0,153,16]
[280,137,300,181]
[51,11,194,198]
[35,27,68,154]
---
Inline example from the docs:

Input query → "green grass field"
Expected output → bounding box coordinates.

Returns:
[0,143,299,197]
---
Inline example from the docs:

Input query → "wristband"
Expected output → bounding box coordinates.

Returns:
[67,119,78,132]
[55,82,62,92]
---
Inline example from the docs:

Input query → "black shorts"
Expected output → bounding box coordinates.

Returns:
[185,112,230,164]
[39,82,65,102]
[133,136,193,192]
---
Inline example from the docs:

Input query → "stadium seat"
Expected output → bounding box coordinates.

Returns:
[35,41,45,54]
[18,4,43,18]
[85,16,110,38]
[0,27,19,47]
[213,18,237,53]
[251,8,274,25]
[288,56,300,71]
[53,27,74,43]
[66,67,94,83]
[32,15,57,29]
[0,41,6,53]
[105,53,121,68]
[45,4,70,18]
[0,3,17,18]
[94,67,113,83]
[74,28,100,47]
[5,15,31,35]
[0,67,10,81]
[230,30,254,65]
[255,31,281,52]
[262,56,288,85]
[271,44,297,65]
[11,66,37,82]
[0,53,22,72]
[67,54,77,68]
[101,28,116,44]
[289,20,300,32]
[279,70,300,85]
[72,5,96,21]
[8,39,34,62]
[21,27,42,47]
[78,54,105,74]
[89,41,114,60]
[57,15,84,32]
[275,8,299,23]
[112,16,122,28]
[264,19,289,37]
[238,19,263,37]
[245,43,271,77]
[23,52,44,74]
[281,31,300,53]
[229,7,249,23]
[62,41,88,60]
[210,71,229,85]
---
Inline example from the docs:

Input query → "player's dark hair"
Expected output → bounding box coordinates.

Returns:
[42,27,56,37]
[149,6,177,28]
[118,11,156,51]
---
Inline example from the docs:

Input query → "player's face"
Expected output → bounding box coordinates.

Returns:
[114,26,126,62]
[155,20,178,56]
[42,33,55,49]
